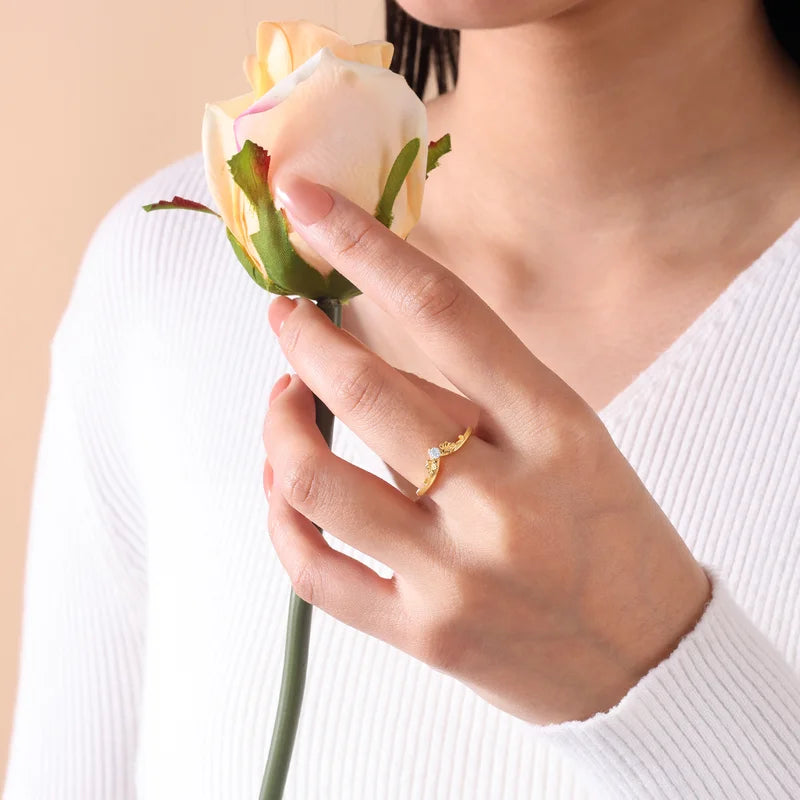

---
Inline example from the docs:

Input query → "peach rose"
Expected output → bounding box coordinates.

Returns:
[201,20,429,293]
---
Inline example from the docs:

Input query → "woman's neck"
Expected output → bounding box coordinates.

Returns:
[420,0,800,310]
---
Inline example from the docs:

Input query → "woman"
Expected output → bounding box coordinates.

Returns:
[5,0,800,797]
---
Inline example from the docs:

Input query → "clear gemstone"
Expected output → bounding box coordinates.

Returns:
[428,446,441,459]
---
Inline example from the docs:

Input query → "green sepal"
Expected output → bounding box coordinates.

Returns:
[225,227,294,294]
[227,139,362,302]
[141,196,221,217]
[374,137,421,228]
[226,225,267,289]
[426,133,451,177]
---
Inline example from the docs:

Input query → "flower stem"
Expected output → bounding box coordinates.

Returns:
[258,296,342,800]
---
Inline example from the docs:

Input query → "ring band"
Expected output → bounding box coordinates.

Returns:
[415,426,473,498]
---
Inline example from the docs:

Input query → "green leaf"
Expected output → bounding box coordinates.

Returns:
[142,195,221,217]
[425,133,452,177]
[374,137,421,229]
[227,139,362,302]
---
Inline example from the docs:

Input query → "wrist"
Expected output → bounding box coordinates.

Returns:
[569,549,712,723]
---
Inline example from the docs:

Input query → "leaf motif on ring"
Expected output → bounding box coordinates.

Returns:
[416,426,472,497]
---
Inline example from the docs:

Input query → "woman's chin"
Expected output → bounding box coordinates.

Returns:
[392,0,588,31]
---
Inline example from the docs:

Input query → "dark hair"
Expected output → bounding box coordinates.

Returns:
[763,0,800,71]
[384,0,459,99]
[385,0,800,101]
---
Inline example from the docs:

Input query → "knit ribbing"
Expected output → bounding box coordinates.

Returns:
[523,570,800,799]
[4,152,799,799]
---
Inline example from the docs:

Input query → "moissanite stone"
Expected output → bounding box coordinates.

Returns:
[428,446,442,459]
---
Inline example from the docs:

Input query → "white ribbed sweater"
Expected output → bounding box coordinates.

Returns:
[4,152,800,799]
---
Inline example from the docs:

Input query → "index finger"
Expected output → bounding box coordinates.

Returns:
[273,175,569,441]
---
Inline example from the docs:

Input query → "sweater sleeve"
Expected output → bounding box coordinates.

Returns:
[526,567,800,799]
[4,205,147,799]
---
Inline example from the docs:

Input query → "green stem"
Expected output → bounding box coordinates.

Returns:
[258,296,343,800]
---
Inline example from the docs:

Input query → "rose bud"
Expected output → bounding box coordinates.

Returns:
[142,20,451,302]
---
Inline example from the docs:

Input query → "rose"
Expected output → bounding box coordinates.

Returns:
[200,20,431,299]
[143,19,451,301]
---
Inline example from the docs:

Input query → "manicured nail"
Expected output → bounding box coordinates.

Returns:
[269,296,298,336]
[274,174,334,225]
[269,373,292,407]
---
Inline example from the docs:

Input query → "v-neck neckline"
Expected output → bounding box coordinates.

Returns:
[595,212,800,426]
[345,212,800,494]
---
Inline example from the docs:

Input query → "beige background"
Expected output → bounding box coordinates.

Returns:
[0,0,386,786]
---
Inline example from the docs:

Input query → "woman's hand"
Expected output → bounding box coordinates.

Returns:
[261,175,712,726]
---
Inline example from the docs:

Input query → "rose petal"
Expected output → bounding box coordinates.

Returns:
[267,20,346,66]
[353,41,394,69]
[233,48,328,152]
[202,91,266,274]
[247,21,394,98]
[233,49,428,273]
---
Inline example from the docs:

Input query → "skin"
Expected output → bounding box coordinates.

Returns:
[259,0,800,724]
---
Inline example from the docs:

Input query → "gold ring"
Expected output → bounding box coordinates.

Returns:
[415,426,473,498]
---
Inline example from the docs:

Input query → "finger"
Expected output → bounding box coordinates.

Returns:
[267,364,482,455]
[264,373,440,571]
[273,175,572,442]
[267,477,405,647]
[394,368,481,437]
[269,296,492,508]
[272,306,480,436]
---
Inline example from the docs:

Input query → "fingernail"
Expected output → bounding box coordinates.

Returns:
[269,373,292,407]
[269,296,298,336]
[274,174,334,226]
